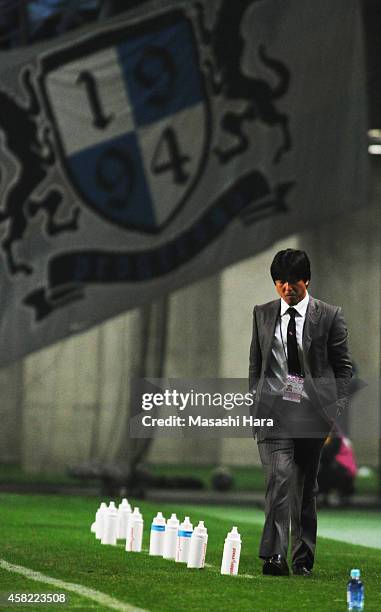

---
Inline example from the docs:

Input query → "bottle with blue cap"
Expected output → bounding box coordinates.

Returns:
[347,569,364,610]
[149,512,166,556]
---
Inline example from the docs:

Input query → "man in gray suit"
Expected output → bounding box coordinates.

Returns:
[249,248,352,576]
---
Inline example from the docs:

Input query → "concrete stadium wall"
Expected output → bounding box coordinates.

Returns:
[19,312,135,473]
[0,362,23,464]
[145,275,221,466]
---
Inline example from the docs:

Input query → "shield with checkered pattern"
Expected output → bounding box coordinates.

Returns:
[39,10,210,233]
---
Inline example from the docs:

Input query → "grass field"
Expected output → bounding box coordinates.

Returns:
[0,494,380,611]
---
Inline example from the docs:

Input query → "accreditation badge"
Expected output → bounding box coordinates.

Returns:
[282,374,304,403]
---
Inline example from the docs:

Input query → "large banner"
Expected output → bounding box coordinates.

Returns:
[0,0,367,365]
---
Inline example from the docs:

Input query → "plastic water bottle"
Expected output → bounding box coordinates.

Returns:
[91,503,99,533]
[101,501,118,545]
[221,526,241,575]
[176,516,193,563]
[91,502,103,533]
[347,569,364,610]
[95,502,108,540]
[117,498,132,540]
[149,512,166,556]
[163,514,179,559]
[126,507,144,552]
[187,521,208,569]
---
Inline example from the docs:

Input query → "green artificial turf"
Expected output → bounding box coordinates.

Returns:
[0,494,380,611]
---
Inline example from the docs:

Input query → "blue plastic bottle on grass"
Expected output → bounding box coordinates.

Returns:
[347,569,364,610]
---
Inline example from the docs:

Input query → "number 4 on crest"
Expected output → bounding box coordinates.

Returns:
[151,127,190,185]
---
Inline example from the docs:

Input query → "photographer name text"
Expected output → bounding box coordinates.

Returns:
[141,415,273,428]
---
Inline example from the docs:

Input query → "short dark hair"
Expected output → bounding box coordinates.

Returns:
[270,249,311,283]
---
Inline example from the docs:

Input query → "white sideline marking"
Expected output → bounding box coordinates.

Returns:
[0,559,148,612]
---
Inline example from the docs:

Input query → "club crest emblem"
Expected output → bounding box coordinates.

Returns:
[38,10,210,232]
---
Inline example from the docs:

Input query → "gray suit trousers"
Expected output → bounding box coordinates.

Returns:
[258,435,324,568]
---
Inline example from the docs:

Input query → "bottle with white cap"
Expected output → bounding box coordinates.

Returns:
[149,512,166,556]
[95,502,108,540]
[91,502,103,534]
[176,516,193,563]
[187,521,208,569]
[126,507,144,552]
[163,513,179,559]
[117,498,132,540]
[101,501,118,545]
[221,526,241,575]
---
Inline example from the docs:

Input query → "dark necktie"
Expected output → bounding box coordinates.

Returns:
[286,307,302,375]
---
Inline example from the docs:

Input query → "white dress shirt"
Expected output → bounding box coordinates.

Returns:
[267,292,310,397]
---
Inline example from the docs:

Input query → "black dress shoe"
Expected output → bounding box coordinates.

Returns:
[263,555,290,576]
[293,565,312,576]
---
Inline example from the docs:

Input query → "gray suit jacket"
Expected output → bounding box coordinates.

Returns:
[249,296,352,423]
